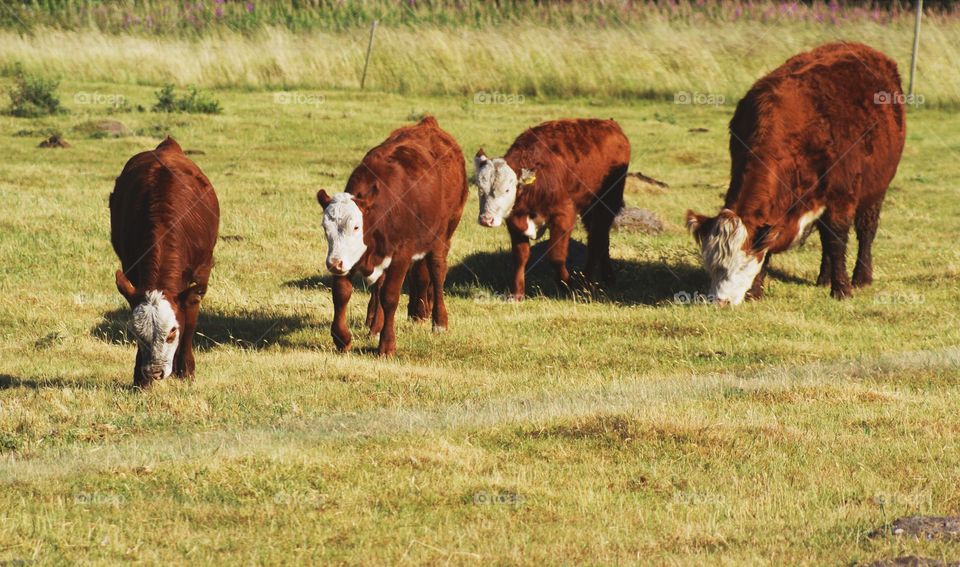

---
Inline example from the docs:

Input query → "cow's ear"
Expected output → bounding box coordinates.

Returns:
[519,168,537,186]
[685,210,711,244]
[116,270,136,305]
[352,195,373,215]
[316,189,333,208]
[751,224,779,252]
[474,149,488,169]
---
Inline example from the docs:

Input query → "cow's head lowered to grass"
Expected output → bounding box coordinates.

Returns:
[474,149,535,228]
[115,271,184,387]
[686,209,777,306]
[317,189,371,276]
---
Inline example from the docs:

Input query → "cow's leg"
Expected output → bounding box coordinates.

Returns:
[407,260,432,322]
[509,227,531,301]
[746,254,771,300]
[377,256,411,356]
[585,206,616,284]
[546,212,575,294]
[365,278,384,336]
[820,214,853,300]
[173,297,200,378]
[331,275,353,351]
[815,222,832,287]
[852,200,882,288]
[581,208,598,280]
[426,247,450,332]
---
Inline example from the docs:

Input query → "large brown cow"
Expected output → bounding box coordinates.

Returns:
[110,137,220,388]
[474,118,630,299]
[686,42,906,305]
[316,116,467,356]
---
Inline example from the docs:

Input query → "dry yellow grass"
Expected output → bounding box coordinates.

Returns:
[2,19,959,103]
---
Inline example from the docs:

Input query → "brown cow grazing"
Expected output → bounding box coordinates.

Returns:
[474,118,630,299]
[316,116,467,356]
[686,42,906,305]
[110,137,220,388]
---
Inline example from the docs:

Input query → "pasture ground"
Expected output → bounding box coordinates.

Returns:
[1,82,959,565]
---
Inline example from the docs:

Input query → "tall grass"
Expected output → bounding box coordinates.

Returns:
[5,1,952,36]
[2,16,959,104]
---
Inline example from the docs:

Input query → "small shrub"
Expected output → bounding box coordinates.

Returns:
[6,64,64,118]
[152,84,222,114]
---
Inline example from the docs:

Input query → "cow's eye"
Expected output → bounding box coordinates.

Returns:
[353,226,360,231]
[166,329,177,343]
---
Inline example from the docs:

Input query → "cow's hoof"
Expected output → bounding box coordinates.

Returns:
[432,324,447,333]
[506,294,524,303]
[815,274,831,287]
[830,285,853,300]
[851,275,873,288]
[377,347,396,357]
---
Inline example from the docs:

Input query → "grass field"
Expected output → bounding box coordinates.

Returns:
[1,73,959,564]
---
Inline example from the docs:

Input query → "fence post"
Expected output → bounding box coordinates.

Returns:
[361,20,379,90]
[909,0,922,96]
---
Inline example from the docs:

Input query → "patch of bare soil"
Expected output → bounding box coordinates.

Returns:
[38,134,70,148]
[863,556,959,567]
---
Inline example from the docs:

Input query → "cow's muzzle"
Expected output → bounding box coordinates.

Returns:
[327,258,348,275]
[478,214,499,228]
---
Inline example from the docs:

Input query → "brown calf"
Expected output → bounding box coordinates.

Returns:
[110,137,220,388]
[316,116,468,355]
[687,42,906,305]
[474,118,631,299]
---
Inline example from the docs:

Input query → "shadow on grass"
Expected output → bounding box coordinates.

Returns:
[767,266,812,286]
[91,308,311,350]
[0,373,138,391]
[284,239,713,306]
[447,239,709,305]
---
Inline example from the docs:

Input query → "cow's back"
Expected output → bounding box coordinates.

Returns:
[349,117,467,247]
[727,42,905,209]
[504,119,630,212]
[110,138,219,288]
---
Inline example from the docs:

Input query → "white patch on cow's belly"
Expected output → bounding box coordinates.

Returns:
[411,252,426,261]
[790,206,826,249]
[365,256,392,285]
[524,216,539,240]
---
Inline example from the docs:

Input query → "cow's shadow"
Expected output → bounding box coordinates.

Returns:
[92,307,309,350]
[0,373,137,391]
[447,239,709,305]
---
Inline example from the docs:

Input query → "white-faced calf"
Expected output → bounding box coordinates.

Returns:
[687,42,906,305]
[474,118,631,299]
[316,116,468,355]
[110,137,220,388]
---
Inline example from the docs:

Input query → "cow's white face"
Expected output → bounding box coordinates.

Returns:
[689,211,766,306]
[322,192,367,275]
[130,291,180,381]
[475,153,520,227]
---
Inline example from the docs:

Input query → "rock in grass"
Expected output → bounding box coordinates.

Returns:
[613,206,664,235]
[75,119,132,138]
[38,134,70,148]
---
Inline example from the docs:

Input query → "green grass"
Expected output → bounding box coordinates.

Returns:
[1,79,960,565]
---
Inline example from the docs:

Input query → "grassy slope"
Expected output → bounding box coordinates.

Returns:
[0,83,959,565]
